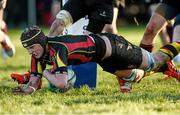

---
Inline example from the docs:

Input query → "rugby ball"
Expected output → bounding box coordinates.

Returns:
[48,69,76,92]
[67,69,76,87]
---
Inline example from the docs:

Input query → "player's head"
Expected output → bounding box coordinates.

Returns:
[20,25,47,58]
[20,25,47,49]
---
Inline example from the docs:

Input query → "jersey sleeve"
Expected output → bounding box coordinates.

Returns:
[30,55,46,77]
[52,46,68,74]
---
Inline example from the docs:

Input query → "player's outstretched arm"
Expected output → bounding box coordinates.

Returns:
[12,76,41,95]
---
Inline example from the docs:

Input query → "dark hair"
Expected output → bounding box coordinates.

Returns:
[20,25,47,48]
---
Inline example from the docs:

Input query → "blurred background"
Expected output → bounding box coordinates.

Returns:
[4,0,157,28]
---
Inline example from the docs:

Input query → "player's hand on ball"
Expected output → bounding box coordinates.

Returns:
[43,69,53,78]
[12,85,36,95]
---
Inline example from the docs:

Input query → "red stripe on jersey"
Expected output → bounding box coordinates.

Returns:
[31,55,37,72]
[65,37,95,51]
[87,37,95,46]
[69,54,92,63]
[49,46,58,70]
[48,45,56,53]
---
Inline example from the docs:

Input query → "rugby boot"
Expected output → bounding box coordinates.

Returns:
[11,71,42,89]
[158,61,180,82]
[164,61,180,81]
[11,71,30,84]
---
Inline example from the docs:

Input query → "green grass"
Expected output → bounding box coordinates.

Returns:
[0,25,180,114]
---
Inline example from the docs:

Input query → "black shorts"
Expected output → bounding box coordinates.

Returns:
[93,33,143,74]
[62,0,113,33]
[155,0,180,20]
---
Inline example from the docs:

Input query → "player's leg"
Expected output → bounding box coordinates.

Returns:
[139,42,180,80]
[0,21,15,59]
[156,42,180,79]
[0,0,15,59]
[140,12,167,52]
[99,33,146,93]
[103,7,119,34]
[158,22,172,45]
[114,69,145,93]
[114,41,179,93]
[116,41,180,93]
[102,0,125,34]
[149,3,173,46]
[140,2,178,52]
[140,2,179,81]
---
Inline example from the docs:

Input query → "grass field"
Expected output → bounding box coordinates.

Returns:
[0,25,180,114]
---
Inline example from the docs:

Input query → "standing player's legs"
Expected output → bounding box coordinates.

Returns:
[103,6,119,34]
[158,21,173,45]
[140,12,167,52]
[140,2,179,52]
[140,2,179,81]
[0,0,15,59]
[148,3,173,46]
[103,0,125,34]
[0,21,15,59]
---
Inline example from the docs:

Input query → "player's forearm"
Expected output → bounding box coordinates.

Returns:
[28,76,41,90]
